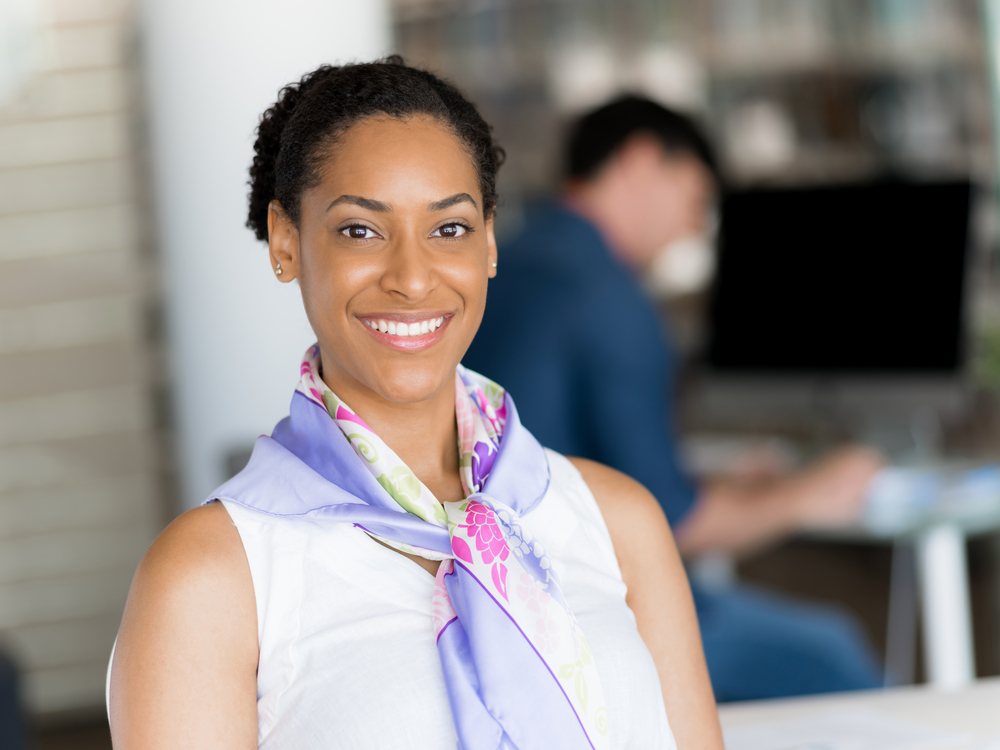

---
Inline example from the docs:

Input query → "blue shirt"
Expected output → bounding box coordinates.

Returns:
[463,203,698,525]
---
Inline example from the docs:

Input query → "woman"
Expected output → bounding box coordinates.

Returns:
[109,58,722,749]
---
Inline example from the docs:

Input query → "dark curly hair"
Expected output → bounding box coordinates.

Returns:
[247,56,504,242]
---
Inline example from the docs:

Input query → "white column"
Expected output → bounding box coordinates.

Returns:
[916,523,975,689]
[984,0,1000,192]
[139,0,390,509]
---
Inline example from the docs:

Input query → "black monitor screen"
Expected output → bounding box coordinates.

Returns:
[708,181,971,374]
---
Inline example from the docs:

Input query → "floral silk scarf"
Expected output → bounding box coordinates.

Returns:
[209,345,609,750]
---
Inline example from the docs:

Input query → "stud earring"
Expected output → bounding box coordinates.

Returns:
[276,262,283,276]
[491,262,497,268]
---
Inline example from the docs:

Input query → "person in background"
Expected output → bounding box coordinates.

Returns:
[464,96,885,702]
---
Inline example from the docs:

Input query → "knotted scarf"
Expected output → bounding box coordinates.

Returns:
[208,345,609,750]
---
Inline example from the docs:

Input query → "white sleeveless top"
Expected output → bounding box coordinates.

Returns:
[218,449,674,749]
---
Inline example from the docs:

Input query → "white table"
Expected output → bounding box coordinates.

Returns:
[686,455,1000,690]
[685,434,1000,690]
[695,506,1000,691]
[719,678,1000,749]
[812,495,1000,690]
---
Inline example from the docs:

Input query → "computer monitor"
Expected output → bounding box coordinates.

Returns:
[691,180,973,437]
[708,180,972,374]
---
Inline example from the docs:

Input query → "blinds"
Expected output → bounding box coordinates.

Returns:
[0,0,162,715]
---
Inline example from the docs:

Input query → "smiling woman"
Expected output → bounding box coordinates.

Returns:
[107,58,722,750]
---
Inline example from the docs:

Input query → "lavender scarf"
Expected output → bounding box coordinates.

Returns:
[207,346,609,749]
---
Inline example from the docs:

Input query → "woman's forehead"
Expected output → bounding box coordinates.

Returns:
[314,115,481,202]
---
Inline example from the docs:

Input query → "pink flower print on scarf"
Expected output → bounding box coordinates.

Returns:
[299,344,327,405]
[335,405,370,430]
[518,572,562,654]
[517,572,551,616]
[455,376,477,456]
[463,501,510,564]
[469,374,507,436]
[431,559,458,638]
[460,500,510,599]
[534,616,562,655]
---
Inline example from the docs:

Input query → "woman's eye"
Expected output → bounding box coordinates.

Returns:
[342,225,379,240]
[432,223,468,239]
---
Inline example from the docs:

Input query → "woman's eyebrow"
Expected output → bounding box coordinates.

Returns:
[327,195,391,213]
[428,193,477,211]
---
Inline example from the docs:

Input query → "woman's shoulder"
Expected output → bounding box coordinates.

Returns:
[118,501,256,644]
[563,456,672,572]
[138,502,250,591]
[114,501,257,661]
[564,457,665,525]
[110,502,259,744]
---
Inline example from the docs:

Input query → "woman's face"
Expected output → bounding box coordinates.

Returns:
[269,115,497,407]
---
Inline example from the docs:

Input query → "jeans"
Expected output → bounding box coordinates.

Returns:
[693,584,883,703]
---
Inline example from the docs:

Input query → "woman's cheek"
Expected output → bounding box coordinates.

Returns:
[455,261,488,313]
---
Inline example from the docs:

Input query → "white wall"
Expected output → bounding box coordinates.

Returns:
[140,0,390,509]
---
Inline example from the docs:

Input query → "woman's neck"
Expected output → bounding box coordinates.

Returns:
[319,359,465,505]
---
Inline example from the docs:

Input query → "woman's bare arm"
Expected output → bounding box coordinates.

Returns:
[569,457,723,750]
[110,502,258,749]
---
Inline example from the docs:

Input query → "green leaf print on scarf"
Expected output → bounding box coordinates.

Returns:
[377,466,426,518]
[559,636,595,713]
[321,390,342,416]
[484,381,504,411]
[347,433,379,463]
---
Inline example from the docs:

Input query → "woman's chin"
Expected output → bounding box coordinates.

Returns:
[369,364,457,405]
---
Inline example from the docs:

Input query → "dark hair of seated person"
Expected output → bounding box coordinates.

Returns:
[565,95,720,184]
[245,54,505,241]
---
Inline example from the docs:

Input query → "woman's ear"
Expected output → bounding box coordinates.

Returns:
[267,200,300,282]
[486,215,498,279]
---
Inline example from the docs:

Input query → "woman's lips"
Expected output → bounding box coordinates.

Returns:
[358,313,452,352]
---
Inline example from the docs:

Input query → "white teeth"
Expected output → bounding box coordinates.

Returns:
[369,316,447,337]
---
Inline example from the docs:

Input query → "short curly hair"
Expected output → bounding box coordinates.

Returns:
[246,56,504,242]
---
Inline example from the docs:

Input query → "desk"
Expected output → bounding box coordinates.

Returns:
[718,678,1000,749]
[685,436,1000,689]
[810,488,1000,690]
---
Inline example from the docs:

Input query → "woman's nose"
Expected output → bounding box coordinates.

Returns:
[379,234,435,300]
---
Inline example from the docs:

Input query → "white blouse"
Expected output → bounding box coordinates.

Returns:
[111,449,676,749]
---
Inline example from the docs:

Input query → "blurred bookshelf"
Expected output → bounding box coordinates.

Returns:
[394,0,992,193]
[393,0,1000,394]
